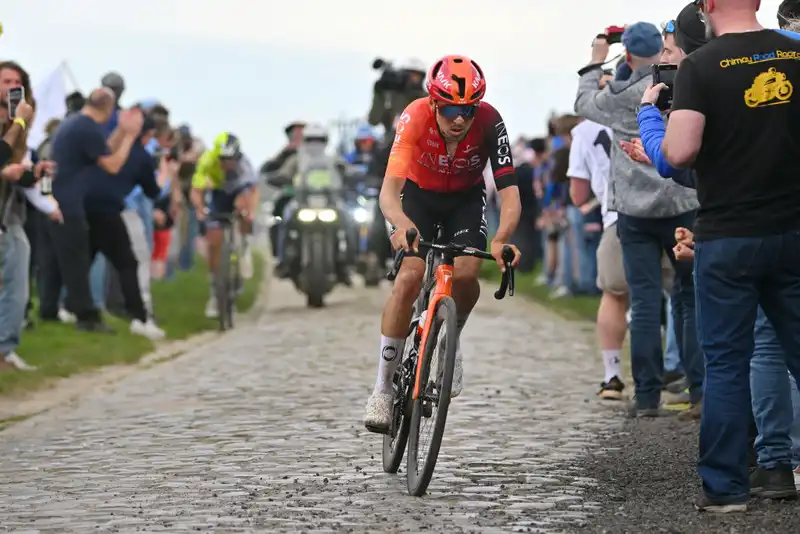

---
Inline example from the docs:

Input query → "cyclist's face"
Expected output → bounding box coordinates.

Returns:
[435,103,476,141]
[221,158,238,172]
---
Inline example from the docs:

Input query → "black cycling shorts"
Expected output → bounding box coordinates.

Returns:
[398,180,488,250]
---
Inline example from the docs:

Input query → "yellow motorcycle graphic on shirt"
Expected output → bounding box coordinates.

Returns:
[745,67,793,108]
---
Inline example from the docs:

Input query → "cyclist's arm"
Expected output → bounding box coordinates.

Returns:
[190,151,214,212]
[484,106,520,243]
[239,157,260,214]
[380,110,416,230]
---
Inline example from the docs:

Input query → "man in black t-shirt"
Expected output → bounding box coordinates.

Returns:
[662,0,800,513]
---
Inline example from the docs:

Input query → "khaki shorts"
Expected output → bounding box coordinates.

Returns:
[596,223,675,295]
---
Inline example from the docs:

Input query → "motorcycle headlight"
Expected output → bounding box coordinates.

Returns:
[352,207,370,223]
[298,209,317,222]
[317,209,337,222]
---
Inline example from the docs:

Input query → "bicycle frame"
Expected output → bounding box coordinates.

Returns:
[412,258,454,400]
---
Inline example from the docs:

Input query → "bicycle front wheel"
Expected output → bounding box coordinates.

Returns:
[216,237,234,331]
[406,296,457,496]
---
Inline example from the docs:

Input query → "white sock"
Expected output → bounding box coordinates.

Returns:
[602,350,622,383]
[455,312,470,354]
[374,335,406,395]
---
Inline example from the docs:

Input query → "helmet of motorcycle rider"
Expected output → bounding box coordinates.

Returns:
[396,57,427,74]
[426,55,486,106]
[355,125,375,141]
[302,123,329,143]
[217,132,243,160]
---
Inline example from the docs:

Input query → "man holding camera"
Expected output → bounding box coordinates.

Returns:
[661,0,800,513]
[574,23,703,418]
[368,58,427,137]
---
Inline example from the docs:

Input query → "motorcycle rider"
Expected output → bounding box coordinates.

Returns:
[268,123,352,283]
[343,125,379,175]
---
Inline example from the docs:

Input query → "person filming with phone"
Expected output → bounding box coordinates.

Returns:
[574,22,704,419]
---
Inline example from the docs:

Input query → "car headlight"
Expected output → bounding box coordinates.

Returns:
[352,207,371,223]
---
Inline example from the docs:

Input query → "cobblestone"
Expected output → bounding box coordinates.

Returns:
[0,279,621,532]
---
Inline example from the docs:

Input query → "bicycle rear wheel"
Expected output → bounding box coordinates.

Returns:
[382,314,420,473]
[406,296,457,496]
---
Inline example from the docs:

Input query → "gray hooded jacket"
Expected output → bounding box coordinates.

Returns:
[574,66,698,218]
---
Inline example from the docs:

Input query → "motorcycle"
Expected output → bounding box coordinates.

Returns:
[347,182,384,287]
[282,169,350,308]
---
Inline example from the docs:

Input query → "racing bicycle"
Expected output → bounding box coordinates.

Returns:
[382,226,515,496]
[206,211,245,331]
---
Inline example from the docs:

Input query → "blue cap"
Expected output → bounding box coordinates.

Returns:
[178,124,191,136]
[622,22,663,58]
[355,125,375,141]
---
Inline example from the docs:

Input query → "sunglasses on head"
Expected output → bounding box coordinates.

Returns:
[662,20,676,34]
[438,104,478,120]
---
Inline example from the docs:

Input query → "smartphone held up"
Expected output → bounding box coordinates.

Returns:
[652,63,678,111]
[7,87,24,118]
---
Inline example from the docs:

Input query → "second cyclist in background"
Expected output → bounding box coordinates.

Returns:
[191,133,258,318]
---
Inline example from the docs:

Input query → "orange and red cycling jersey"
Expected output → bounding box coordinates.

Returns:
[385,98,517,193]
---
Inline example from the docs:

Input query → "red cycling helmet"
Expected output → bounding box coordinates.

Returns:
[426,55,486,105]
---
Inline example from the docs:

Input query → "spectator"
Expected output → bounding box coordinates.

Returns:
[662,0,800,511]
[65,91,85,117]
[0,61,42,371]
[511,136,538,272]
[174,124,204,271]
[83,112,165,340]
[39,88,142,333]
[575,22,703,418]
[567,117,627,399]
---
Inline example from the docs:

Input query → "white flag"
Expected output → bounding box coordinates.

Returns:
[28,64,68,150]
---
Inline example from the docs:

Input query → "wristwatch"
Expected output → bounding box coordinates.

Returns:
[640,102,656,109]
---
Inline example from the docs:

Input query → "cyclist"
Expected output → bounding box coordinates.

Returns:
[363,55,522,433]
[191,132,258,318]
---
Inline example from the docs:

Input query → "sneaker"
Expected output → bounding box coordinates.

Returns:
[451,347,463,398]
[694,493,747,513]
[677,402,702,421]
[549,286,572,299]
[58,308,77,324]
[240,246,254,280]
[534,273,549,286]
[598,376,625,400]
[130,319,166,341]
[749,466,798,500]
[665,389,691,406]
[204,297,219,319]
[364,392,393,434]
[1,352,37,371]
[663,370,685,389]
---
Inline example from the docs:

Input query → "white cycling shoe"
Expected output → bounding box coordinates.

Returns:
[363,392,393,434]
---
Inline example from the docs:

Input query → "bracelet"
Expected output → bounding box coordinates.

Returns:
[13,117,26,129]
[640,102,656,109]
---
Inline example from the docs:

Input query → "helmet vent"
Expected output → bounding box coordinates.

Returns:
[452,75,466,98]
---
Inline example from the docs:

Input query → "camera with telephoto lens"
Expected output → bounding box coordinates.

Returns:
[372,58,410,92]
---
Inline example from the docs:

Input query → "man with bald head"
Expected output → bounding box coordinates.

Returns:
[38,88,143,333]
[662,0,800,512]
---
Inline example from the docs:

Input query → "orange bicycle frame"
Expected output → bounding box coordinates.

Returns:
[412,263,454,400]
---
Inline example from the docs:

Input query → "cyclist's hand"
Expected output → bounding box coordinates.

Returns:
[391,225,418,252]
[490,240,520,272]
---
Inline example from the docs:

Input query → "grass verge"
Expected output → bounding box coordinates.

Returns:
[479,262,600,322]
[0,254,264,396]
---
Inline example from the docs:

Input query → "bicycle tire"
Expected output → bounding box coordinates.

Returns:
[382,317,419,473]
[217,235,234,331]
[406,296,457,496]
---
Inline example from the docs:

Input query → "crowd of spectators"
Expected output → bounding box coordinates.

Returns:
[485,0,800,511]
[0,64,206,372]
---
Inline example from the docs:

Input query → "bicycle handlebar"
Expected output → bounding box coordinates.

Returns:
[387,228,515,300]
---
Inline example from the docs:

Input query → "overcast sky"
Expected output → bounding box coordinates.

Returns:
[2,0,785,164]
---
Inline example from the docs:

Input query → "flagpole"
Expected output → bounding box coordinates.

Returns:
[60,60,80,93]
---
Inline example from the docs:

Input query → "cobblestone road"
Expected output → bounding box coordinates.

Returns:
[0,278,622,533]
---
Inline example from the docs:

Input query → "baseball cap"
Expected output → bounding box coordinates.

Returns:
[622,22,664,58]
[674,2,711,54]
